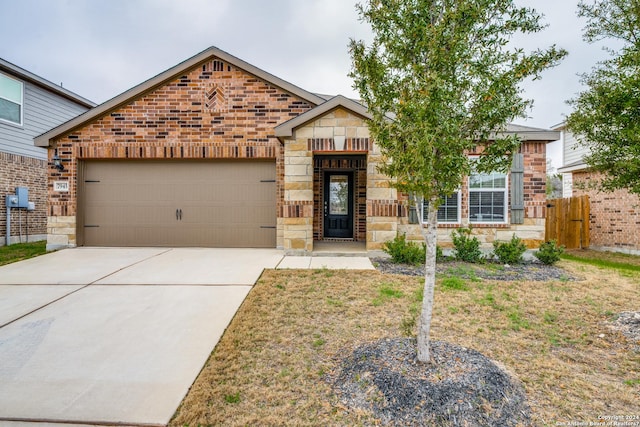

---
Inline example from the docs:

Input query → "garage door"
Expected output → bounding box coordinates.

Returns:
[79,160,276,247]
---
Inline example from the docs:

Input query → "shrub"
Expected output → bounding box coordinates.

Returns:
[535,240,565,265]
[383,234,426,265]
[493,234,527,264]
[451,227,483,263]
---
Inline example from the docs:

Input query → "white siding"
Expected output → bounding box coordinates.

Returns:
[563,131,590,167]
[0,80,89,160]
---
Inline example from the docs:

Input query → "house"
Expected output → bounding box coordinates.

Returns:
[1,58,94,245]
[552,122,640,255]
[34,47,558,253]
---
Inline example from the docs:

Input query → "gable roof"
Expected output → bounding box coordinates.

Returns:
[274,95,372,138]
[275,103,559,142]
[0,58,95,108]
[34,46,326,147]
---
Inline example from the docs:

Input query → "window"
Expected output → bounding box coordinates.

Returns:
[469,170,507,223]
[0,73,23,125]
[422,192,460,223]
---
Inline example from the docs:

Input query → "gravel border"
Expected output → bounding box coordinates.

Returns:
[332,338,531,426]
[372,258,577,282]
[610,311,640,352]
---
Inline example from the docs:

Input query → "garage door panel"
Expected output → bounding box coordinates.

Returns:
[81,160,276,247]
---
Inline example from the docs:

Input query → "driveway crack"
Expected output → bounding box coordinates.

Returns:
[87,248,173,285]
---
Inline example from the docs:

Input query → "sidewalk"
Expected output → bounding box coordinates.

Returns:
[276,256,375,270]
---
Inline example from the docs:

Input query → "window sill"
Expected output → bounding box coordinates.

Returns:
[420,223,510,229]
[0,118,24,129]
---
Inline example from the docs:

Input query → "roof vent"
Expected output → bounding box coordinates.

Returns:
[212,60,224,72]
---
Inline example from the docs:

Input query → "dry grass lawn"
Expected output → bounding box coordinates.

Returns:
[171,260,640,426]
[565,249,640,268]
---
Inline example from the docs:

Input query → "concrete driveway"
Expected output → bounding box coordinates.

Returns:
[0,247,283,426]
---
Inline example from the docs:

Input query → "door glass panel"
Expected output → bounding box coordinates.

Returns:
[329,175,349,215]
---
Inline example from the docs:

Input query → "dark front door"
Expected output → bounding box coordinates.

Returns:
[324,172,354,238]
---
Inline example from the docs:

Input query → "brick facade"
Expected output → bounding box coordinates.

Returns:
[0,152,47,244]
[573,171,640,254]
[47,57,314,248]
[399,141,548,249]
[41,49,552,253]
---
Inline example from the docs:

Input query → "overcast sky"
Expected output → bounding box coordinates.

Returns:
[0,0,613,168]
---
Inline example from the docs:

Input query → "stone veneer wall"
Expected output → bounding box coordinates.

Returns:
[398,141,548,249]
[46,57,314,249]
[0,152,48,245]
[281,107,400,253]
[573,171,640,254]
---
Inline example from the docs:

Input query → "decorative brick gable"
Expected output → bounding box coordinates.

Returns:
[48,57,315,221]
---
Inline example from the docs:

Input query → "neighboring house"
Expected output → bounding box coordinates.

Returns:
[552,122,640,255]
[0,58,94,245]
[34,47,558,253]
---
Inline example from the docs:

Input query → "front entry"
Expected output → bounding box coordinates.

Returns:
[324,172,354,238]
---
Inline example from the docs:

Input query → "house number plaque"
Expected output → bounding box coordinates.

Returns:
[53,181,69,192]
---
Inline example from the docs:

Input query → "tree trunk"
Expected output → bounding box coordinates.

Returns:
[416,195,438,363]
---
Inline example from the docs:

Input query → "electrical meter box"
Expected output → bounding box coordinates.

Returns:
[15,187,29,208]
[5,195,18,208]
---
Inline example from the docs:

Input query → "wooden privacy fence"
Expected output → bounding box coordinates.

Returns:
[545,195,590,249]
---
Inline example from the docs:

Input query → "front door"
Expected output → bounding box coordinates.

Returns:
[324,172,354,238]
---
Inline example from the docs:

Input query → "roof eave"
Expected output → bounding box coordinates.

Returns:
[34,46,326,147]
[0,58,95,109]
[274,95,372,138]
[557,162,589,173]
[490,130,561,143]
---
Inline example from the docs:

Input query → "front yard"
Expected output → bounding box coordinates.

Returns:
[171,257,640,426]
[0,241,46,266]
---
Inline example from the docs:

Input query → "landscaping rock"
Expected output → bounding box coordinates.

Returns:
[610,311,640,352]
[372,258,576,282]
[333,338,531,426]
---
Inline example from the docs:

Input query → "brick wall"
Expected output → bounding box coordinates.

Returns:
[47,57,314,247]
[573,171,640,254]
[521,141,547,221]
[313,156,367,241]
[0,152,47,245]
[400,141,548,248]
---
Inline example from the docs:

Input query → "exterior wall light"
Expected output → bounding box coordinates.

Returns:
[53,151,65,171]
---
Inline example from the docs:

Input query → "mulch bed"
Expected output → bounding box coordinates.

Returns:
[372,258,576,282]
[332,338,531,426]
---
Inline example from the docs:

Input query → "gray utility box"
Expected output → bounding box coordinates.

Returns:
[15,187,29,208]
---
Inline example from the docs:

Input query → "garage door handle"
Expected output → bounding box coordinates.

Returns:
[176,209,180,220]
[179,209,183,220]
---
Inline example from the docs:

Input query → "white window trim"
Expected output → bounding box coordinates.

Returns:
[421,191,461,224]
[468,171,509,225]
[0,72,24,127]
